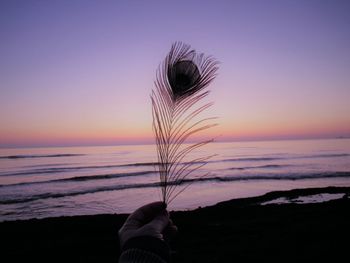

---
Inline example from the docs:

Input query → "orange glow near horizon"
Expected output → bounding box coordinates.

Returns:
[1,1,350,148]
[1,118,349,148]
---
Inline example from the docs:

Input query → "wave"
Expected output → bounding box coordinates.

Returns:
[119,162,160,167]
[0,154,84,159]
[202,171,350,182]
[22,163,79,168]
[0,182,161,204]
[221,157,282,162]
[0,171,155,188]
[220,153,349,163]
[0,163,159,177]
[1,171,349,205]
[1,152,349,177]
[229,164,288,170]
[0,163,293,187]
[304,153,350,158]
[0,159,286,177]
[0,164,288,187]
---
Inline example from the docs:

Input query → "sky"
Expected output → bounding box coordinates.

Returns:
[1,0,350,148]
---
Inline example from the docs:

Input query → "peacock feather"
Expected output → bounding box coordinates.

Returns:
[151,42,219,204]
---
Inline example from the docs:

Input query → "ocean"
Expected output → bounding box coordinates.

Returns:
[1,139,350,221]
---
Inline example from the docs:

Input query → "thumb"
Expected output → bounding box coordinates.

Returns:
[147,210,169,233]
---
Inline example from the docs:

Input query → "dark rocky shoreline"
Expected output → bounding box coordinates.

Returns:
[1,186,350,262]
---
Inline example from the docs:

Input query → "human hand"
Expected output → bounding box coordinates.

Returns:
[118,202,177,248]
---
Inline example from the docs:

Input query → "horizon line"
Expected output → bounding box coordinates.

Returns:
[1,135,349,149]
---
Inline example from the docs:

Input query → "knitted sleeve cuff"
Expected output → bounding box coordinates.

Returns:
[119,248,167,263]
[120,236,170,263]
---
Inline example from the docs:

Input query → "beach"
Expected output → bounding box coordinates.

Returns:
[2,186,349,262]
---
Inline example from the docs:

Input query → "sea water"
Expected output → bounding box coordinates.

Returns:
[1,139,350,221]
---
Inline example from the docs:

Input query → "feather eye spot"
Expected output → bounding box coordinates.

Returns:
[168,60,200,97]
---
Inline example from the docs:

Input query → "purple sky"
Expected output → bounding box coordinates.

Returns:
[1,0,350,147]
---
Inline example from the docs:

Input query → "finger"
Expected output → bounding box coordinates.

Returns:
[146,209,170,233]
[168,220,178,234]
[163,219,178,239]
[167,219,177,231]
[127,202,166,226]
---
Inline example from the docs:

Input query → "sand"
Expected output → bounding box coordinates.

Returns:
[1,186,350,262]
